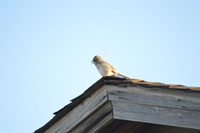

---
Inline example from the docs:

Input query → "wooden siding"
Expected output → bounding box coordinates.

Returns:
[106,85,200,130]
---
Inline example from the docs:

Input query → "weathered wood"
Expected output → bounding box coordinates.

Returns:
[107,85,200,130]
[112,101,200,130]
[107,85,200,111]
[43,84,200,132]
[45,86,108,133]
[69,102,113,133]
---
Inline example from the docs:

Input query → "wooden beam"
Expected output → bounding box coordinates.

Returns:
[106,85,200,130]
[69,102,113,133]
[107,86,200,111]
[45,86,108,133]
[112,101,200,130]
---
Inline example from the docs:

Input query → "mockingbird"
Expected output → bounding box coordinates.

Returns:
[91,55,129,78]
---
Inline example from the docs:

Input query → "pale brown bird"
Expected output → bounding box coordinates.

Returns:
[91,55,129,78]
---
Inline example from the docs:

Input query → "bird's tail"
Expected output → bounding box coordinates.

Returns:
[118,73,130,79]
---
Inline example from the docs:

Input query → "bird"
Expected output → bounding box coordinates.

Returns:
[91,55,129,78]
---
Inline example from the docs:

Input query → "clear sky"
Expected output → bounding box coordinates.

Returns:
[0,0,200,132]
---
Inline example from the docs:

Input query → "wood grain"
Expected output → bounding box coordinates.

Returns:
[45,86,108,133]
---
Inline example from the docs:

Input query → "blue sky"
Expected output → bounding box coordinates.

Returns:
[0,0,200,132]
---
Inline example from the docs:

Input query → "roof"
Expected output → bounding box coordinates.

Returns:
[35,76,200,133]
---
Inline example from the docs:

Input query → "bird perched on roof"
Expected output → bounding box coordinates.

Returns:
[91,55,129,79]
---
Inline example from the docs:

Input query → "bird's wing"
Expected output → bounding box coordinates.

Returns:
[102,62,118,76]
[104,62,116,71]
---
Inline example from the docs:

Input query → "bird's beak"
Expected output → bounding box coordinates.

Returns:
[91,61,94,64]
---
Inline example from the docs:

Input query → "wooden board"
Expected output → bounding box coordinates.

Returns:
[107,85,200,111]
[112,101,200,130]
[106,85,200,130]
[69,102,113,133]
[45,86,108,133]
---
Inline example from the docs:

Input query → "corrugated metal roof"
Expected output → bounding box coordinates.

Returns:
[34,76,200,133]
